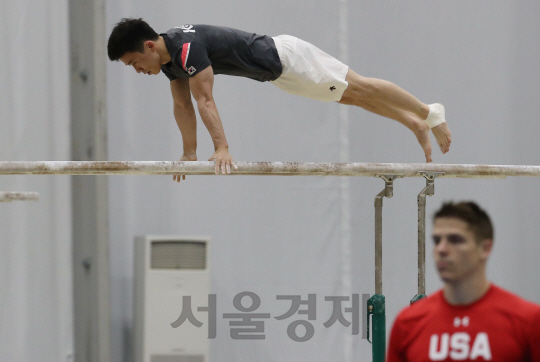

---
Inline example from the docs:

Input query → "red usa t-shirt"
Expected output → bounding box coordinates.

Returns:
[387,284,540,361]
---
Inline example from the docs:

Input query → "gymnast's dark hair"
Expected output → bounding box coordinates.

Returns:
[433,201,494,242]
[107,18,159,61]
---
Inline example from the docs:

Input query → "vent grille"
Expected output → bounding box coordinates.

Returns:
[151,355,205,362]
[151,241,206,269]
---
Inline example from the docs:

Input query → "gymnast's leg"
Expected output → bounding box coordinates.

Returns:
[338,69,451,163]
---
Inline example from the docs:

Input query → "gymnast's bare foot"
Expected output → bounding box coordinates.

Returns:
[432,122,451,154]
[411,120,433,163]
[425,103,451,154]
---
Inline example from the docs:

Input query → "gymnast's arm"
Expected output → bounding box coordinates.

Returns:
[170,78,198,182]
[189,65,236,175]
[171,78,198,160]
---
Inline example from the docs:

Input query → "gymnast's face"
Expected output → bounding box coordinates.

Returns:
[119,40,162,75]
[432,217,492,284]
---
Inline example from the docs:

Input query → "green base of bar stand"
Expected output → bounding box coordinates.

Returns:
[367,294,386,362]
[410,294,426,305]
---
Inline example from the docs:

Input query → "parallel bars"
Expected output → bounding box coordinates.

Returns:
[3,160,539,362]
[1,161,540,177]
[0,192,39,202]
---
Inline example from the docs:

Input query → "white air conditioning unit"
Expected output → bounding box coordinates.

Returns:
[134,235,210,362]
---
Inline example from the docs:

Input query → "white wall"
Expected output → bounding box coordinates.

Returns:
[106,1,540,362]
[0,1,73,362]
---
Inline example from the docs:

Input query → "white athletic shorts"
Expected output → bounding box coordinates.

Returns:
[271,35,349,102]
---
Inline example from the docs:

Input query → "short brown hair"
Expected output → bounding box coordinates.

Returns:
[433,201,494,242]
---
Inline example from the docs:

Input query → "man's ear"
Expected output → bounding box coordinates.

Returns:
[480,239,493,260]
[145,40,155,52]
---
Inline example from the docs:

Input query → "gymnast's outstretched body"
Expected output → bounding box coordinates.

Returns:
[107,18,452,181]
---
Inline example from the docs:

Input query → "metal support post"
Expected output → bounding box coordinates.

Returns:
[411,172,444,304]
[368,175,402,362]
[373,175,401,295]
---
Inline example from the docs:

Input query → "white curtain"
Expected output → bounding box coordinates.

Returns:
[0,1,73,362]
[106,2,540,362]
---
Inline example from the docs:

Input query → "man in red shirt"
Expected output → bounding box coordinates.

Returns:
[387,201,540,362]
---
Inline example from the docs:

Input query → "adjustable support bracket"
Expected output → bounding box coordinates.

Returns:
[411,171,445,304]
[368,175,403,362]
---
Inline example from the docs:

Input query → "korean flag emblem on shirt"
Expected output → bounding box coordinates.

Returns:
[187,66,197,75]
